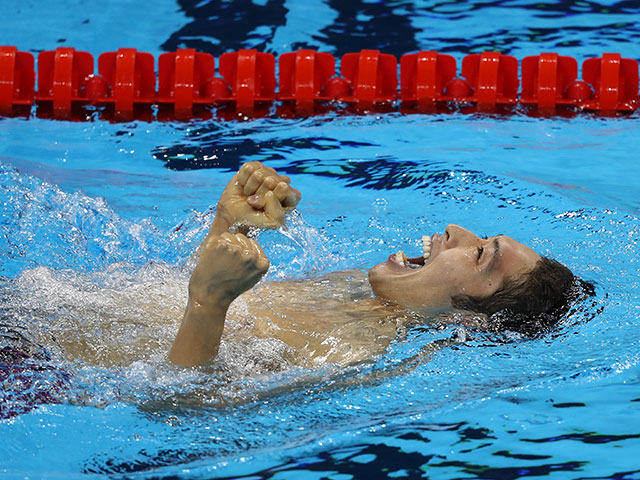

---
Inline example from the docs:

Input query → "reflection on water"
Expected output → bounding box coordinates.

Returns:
[2,0,640,477]
[162,0,640,58]
[1,102,639,478]
[1,150,634,478]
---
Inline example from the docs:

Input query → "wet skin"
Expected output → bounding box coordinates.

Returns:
[169,162,541,367]
[368,224,541,314]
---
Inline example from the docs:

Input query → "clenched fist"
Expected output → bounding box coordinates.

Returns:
[213,161,301,233]
[189,232,270,307]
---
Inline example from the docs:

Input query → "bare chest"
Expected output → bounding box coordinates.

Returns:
[227,271,409,366]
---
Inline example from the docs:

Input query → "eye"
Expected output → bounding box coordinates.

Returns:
[446,230,450,240]
[477,246,484,261]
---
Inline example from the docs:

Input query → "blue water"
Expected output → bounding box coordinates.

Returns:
[1,1,640,479]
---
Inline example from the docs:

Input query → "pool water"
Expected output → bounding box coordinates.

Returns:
[1,1,640,479]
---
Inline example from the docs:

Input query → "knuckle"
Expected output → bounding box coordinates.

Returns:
[240,163,255,175]
[264,177,277,189]
[274,182,288,199]
[213,241,227,252]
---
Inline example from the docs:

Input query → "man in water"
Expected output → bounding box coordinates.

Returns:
[169,162,575,367]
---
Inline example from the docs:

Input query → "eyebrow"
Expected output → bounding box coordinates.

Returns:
[487,237,501,272]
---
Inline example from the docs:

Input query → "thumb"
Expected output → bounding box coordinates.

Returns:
[263,191,285,227]
[247,194,265,209]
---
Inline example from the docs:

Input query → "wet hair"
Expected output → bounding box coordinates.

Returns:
[451,257,595,335]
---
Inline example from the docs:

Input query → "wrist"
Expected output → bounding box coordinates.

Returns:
[188,279,237,310]
[210,214,233,236]
[211,214,253,236]
[186,297,230,317]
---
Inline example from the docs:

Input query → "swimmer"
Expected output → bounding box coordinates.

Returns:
[169,162,577,367]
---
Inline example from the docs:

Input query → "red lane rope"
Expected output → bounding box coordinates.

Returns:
[0,46,638,120]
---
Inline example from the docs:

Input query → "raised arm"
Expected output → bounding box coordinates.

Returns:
[169,232,269,366]
[170,162,300,367]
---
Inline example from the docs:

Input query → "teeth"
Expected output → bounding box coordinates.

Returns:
[395,250,408,266]
[422,235,432,260]
[396,238,431,269]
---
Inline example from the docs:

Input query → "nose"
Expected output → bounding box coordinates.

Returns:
[444,224,480,248]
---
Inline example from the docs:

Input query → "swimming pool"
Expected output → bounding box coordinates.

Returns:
[1,1,640,478]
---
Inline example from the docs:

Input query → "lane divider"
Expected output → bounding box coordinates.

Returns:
[0,46,638,120]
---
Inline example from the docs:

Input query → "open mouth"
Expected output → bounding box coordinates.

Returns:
[393,235,432,269]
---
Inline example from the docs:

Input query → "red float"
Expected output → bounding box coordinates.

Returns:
[278,49,335,114]
[157,48,215,119]
[0,46,638,120]
[582,53,638,114]
[401,51,457,112]
[461,52,519,111]
[218,49,276,114]
[0,46,34,115]
[521,53,578,113]
[36,47,93,118]
[340,49,397,109]
[98,48,156,121]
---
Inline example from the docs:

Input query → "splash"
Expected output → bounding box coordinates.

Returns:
[258,209,343,280]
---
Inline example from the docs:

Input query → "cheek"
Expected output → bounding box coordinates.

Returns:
[430,254,482,294]
[431,252,473,279]
[454,270,498,298]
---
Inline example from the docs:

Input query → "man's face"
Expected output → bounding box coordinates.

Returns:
[368,224,541,312]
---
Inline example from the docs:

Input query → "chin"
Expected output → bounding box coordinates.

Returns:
[367,262,414,307]
[367,262,391,299]
[368,261,453,314]
[367,262,382,289]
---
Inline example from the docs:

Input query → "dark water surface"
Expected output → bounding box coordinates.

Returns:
[1,1,640,479]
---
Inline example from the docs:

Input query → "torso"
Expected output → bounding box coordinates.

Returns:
[18,267,419,369]
[227,270,416,367]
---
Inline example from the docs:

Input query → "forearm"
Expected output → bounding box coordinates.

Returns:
[169,298,229,367]
[208,211,233,236]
